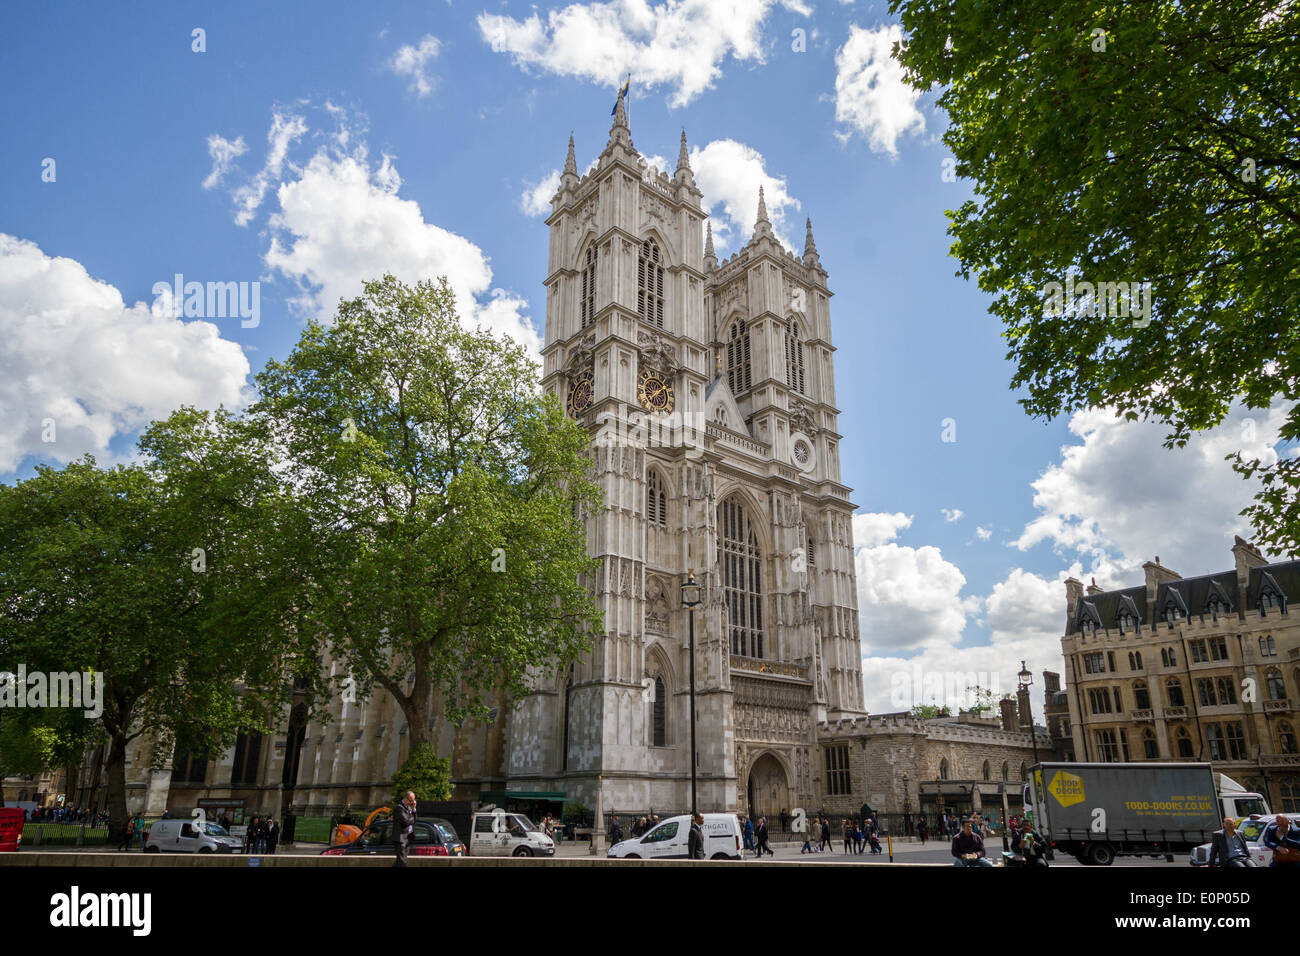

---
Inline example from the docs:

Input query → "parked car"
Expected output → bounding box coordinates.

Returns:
[1189,815,1279,867]
[321,817,465,857]
[467,811,555,857]
[607,813,742,860]
[144,819,243,854]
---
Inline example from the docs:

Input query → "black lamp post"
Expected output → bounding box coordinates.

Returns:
[681,569,702,815]
[1017,661,1041,768]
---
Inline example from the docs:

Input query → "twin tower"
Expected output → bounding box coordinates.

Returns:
[461,98,864,818]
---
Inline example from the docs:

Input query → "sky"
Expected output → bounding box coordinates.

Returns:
[0,1,1289,721]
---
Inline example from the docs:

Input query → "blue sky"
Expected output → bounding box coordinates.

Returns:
[1,1,1286,717]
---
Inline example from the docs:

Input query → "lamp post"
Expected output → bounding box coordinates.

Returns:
[681,569,703,815]
[1018,660,1050,859]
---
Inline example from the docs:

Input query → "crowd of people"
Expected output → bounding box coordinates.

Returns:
[24,805,110,825]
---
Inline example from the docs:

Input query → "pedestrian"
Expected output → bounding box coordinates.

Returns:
[843,818,853,854]
[267,817,280,855]
[1261,814,1300,867]
[800,817,814,854]
[688,813,705,860]
[951,819,992,867]
[917,815,928,846]
[755,816,774,858]
[743,815,755,851]
[134,813,146,851]
[780,808,789,833]
[118,815,136,852]
[393,790,417,867]
[818,816,832,852]
[609,815,624,844]
[246,815,259,853]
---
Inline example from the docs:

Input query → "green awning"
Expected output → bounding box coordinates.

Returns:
[480,790,566,802]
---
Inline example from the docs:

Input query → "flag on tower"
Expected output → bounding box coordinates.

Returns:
[611,74,630,115]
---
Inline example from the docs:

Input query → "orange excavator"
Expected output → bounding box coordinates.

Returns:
[330,806,390,846]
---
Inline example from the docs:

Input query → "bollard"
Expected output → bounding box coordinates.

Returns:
[887,833,893,862]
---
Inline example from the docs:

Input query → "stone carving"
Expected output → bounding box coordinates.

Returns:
[636,330,677,373]
[716,278,746,320]
[639,191,672,231]
[789,401,818,437]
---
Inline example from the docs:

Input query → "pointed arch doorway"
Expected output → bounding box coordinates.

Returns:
[747,752,791,819]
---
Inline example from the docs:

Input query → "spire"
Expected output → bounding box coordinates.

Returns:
[604,76,633,153]
[752,185,773,241]
[704,220,717,271]
[802,216,822,270]
[677,128,691,172]
[564,133,577,176]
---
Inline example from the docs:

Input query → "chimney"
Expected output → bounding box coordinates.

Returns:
[1065,577,1083,633]
[1143,556,1181,621]
[1016,684,1033,731]
[1043,671,1061,697]
[1232,535,1266,597]
[999,695,1017,732]
[1086,576,1103,596]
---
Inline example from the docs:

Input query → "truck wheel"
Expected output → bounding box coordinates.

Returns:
[1087,843,1115,866]
[512,846,533,858]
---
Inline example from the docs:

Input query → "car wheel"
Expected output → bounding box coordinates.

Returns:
[145,846,160,854]
[624,853,640,859]
[513,846,533,858]
[1087,843,1115,866]
[198,847,213,854]
[710,852,730,860]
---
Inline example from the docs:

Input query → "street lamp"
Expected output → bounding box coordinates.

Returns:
[681,569,702,816]
[1018,660,1049,858]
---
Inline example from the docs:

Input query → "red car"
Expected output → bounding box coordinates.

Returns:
[321,818,465,857]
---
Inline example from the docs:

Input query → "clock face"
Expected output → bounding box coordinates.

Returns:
[567,370,593,416]
[637,369,674,415]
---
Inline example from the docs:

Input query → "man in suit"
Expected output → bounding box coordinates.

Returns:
[1261,814,1300,867]
[688,813,704,859]
[1208,816,1253,867]
[393,791,417,868]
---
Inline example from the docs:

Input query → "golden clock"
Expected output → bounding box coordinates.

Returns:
[567,369,594,416]
[637,369,674,414]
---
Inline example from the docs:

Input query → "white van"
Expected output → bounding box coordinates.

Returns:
[607,813,742,860]
[144,819,244,854]
[468,811,556,858]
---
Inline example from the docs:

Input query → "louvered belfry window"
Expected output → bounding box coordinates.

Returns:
[652,676,666,746]
[786,323,805,394]
[637,239,665,327]
[580,244,598,329]
[720,496,763,658]
[647,468,666,527]
[727,321,752,395]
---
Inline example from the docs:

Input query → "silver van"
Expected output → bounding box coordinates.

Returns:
[144,819,243,853]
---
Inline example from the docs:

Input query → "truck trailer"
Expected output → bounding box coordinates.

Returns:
[1024,762,1269,866]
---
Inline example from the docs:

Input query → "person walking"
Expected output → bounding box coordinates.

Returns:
[951,819,992,867]
[800,817,814,854]
[743,815,755,852]
[843,818,854,854]
[1207,817,1253,868]
[1262,814,1300,866]
[917,816,928,846]
[118,815,136,852]
[245,815,258,854]
[392,790,417,867]
[780,809,789,833]
[818,816,832,852]
[755,816,774,858]
[609,815,624,844]
[267,817,280,855]
[688,813,705,860]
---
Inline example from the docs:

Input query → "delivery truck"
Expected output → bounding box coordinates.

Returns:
[1024,762,1270,866]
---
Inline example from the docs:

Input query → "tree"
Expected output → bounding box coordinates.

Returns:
[966,686,996,715]
[390,743,452,803]
[910,704,950,719]
[0,412,315,842]
[890,0,1300,551]
[253,274,602,748]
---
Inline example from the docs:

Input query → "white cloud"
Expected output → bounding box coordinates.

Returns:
[229,111,308,227]
[0,234,251,474]
[477,0,800,108]
[1013,404,1288,579]
[856,541,979,655]
[217,111,539,356]
[201,134,248,190]
[388,34,442,98]
[941,507,963,523]
[519,169,561,218]
[976,526,992,541]
[853,511,912,547]
[689,139,799,253]
[833,23,926,155]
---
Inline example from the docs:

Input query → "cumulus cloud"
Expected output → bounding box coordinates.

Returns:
[388,34,442,98]
[0,234,251,474]
[941,507,963,523]
[519,169,561,217]
[975,526,992,541]
[853,511,912,547]
[477,0,804,108]
[688,139,799,253]
[1014,404,1288,579]
[206,109,539,355]
[201,134,248,190]
[833,24,926,155]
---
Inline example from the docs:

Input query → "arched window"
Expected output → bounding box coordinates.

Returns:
[982,760,990,781]
[580,243,598,329]
[646,468,666,528]
[1282,777,1300,813]
[1134,681,1150,710]
[938,758,949,780]
[1142,728,1159,759]
[1019,763,1027,781]
[1279,722,1298,755]
[1175,726,1194,758]
[1000,761,1009,782]
[1166,679,1185,708]
[785,322,805,394]
[637,239,665,327]
[719,496,763,658]
[1267,669,1286,701]
[651,675,666,747]
[714,405,727,425]
[561,664,575,771]
[726,320,752,395]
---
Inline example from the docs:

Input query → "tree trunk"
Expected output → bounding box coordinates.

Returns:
[103,732,130,845]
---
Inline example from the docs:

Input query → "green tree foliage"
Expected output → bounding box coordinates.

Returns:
[253,274,602,746]
[910,704,950,719]
[390,742,452,803]
[891,0,1300,550]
